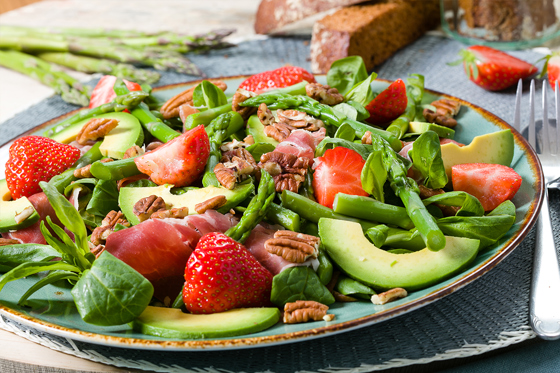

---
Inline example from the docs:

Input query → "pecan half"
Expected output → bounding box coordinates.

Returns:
[232,88,257,120]
[283,300,333,324]
[146,140,164,152]
[214,149,260,189]
[195,195,227,214]
[264,121,295,143]
[117,173,150,190]
[371,288,408,305]
[276,109,325,131]
[259,152,311,193]
[91,244,105,258]
[90,211,130,246]
[214,163,237,190]
[333,291,358,302]
[161,80,227,119]
[74,158,113,178]
[257,103,275,126]
[123,145,145,159]
[151,207,189,219]
[0,238,20,246]
[423,98,461,128]
[133,195,167,222]
[305,83,344,106]
[76,118,119,145]
[264,230,320,263]
[418,185,460,217]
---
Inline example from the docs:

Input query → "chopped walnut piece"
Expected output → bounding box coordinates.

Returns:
[90,211,130,246]
[259,152,311,193]
[361,131,372,145]
[133,195,167,222]
[76,118,119,145]
[418,185,460,217]
[151,207,189,219]
[195,195,227,214]
[0,238,20,246]
[264,230,320,263]
[371,288,408,305]
[305,83,344,106]
[161,80,227,119]
[232,88,257,120]
[73,158,113,178]
[123,145,145,159]
[423,98,461,128]
[146,141,164,152]
[283,300,332,324]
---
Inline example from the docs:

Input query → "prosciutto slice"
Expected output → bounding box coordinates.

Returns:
[274,129,318,161]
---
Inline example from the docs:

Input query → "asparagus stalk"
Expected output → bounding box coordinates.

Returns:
[38,52,160,84]
[0,50,90,106]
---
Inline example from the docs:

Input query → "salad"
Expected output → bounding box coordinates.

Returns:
[0,56,523,339]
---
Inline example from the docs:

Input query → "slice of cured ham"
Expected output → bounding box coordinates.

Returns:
[274,129,318,160]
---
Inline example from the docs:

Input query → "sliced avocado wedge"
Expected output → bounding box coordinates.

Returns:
[119,182,254,225]
[0,179,11,201]
[440,129,514,178]
[319,218,480,291]
[48,112,143,159]
[247,115,279,147]
[408,122,455,139]
[0,197,40,233]
[132,306,281,338]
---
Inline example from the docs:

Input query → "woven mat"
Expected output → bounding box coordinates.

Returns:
[0,35,557,373]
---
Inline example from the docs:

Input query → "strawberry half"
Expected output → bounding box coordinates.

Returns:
[183,232,273,314]
[89,75,142,109]
[5,136,80,199]
[365,79,407,126]
[134,125,210,187]
[312,147,369,209]
[453,45,537,91]
[239,66,316,93]
[539,53,560,90]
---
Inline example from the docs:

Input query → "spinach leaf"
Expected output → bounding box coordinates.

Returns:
[86,180,119,218]
[193,80,227,109]
[246,142,275,161]
[346,100,370,121]
[410,131,448,189]
[406,73,425,107]
[71,251,154,326]
[326,56,369,96]
[489,200,516,216]
[335,274,376,300]
[344,72,378,107]
[423,191,484,217]
[361,150,387,202]
[332,102,358,121]
[317,248,333,286]
[0,244,60,273]
[18,271,79,306]
[0,261,81,293]
[334,122,356,141]
[315,138,372,159]
[270,266,335,307]
[438,214,515,249]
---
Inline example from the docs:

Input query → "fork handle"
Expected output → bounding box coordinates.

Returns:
[530,188,560,340]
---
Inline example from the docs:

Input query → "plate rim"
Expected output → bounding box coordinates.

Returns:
[0,76,545,350]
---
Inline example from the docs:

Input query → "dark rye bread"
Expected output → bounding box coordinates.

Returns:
[310,0,440,73]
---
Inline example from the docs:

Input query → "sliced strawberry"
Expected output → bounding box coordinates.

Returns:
[539,53,560,90]
[5,136,80,199]
[134,125,210,187]
[312,147,369,209]
[89,75,142,109]
[365,79,407,126]
[454,46,537,91]
[183,232,273,314]
[239,66,316,93]
[451,163,522,211]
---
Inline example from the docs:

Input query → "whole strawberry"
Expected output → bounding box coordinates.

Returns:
[451,45,537,91]
[365,79,407,126]
[239,66,316,93]
[5,136,80,199]
[183,232,273,314]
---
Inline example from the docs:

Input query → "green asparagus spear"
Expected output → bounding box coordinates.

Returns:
[90,157,140,180]
[183,102,234,131]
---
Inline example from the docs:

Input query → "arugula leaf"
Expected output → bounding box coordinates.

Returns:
[0,244,59,273]
[410,131,448,189]
[270,266,335,307]
[193,80,227,109]
[344,72,378,107]
[335,274,376,300]
[422,191,484,217]
[0,261,81,293]
[71,251,154,326]
[326,56,369,95]
[361,150,387,202]
[315,138,372,160]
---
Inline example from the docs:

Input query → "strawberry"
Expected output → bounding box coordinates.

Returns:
[89,75,142,109]
[539,53,560,90]
[365,79,408,126]
[5,136,80,199]
[453,46,537,91]
[451,163,522,211]
[134,125,210,187]
[239,66,316,93]
[312,147,369,209]
[183,232,273,314]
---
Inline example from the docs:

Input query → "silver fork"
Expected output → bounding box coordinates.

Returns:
[519,79,560,340]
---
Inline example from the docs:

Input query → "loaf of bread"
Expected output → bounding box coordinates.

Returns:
[310,0,440,73]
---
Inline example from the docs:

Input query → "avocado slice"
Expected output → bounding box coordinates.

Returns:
[49,112,143,159]
[440,129,514,178]
[132,306,281,338]
[247,115,279,146]
[0,197,40,233]
[318,218,480,291]
[119,183,254,225]
[408,121,455,139]
[0,179,11,201]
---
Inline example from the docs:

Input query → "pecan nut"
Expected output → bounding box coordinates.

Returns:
[232,88,257,120]
[276,109,325,131]
[0,238,20,246]
[283,300,333,324]
[160,80,227,119]
[423,98,461,128]
[214,149,260,189]
[361,131,372,145]
[123,145,145,159]
[259,152,311,193]
[146,140,164,152]
[90,244,105,258]
[133,195,167,222]
[214,163,237,190]
[90,211,130,246]
[264,121,295,143]
[418,185,460,216]
[305,83,344,106]
[76,118,119,145]
[264,230,320,263]
[220,136,255,152]
[371,288,408,305]
[151,207,189,220]
[195,195,227,214]
[257,103,275,126]
[74,158,113,178]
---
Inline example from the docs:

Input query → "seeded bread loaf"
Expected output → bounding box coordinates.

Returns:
[310,0,440,73]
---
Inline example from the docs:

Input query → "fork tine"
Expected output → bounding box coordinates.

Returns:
[556,81,560,154]
[529,80,536,151]
[513,79,522,132]
[542,82,551,155]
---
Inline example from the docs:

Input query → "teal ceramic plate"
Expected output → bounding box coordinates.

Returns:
[0,76,544,350]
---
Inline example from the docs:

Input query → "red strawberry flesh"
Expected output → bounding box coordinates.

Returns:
[239,66,316,93]
[365,79,408,126]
